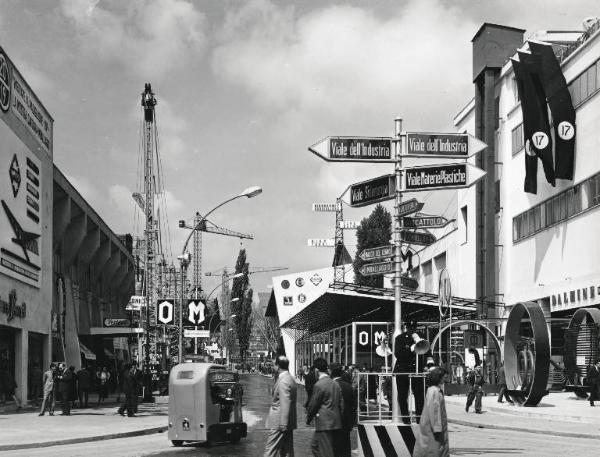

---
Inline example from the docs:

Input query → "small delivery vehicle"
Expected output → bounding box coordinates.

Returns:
[168,362,247,447]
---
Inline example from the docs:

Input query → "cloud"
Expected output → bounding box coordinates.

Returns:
[66,174,99,204]
[212,0,475,131]
[60,0,207,80]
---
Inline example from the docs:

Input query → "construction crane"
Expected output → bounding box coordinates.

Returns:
[178,214,254,297]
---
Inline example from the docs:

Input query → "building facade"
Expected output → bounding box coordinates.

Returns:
[0,44,135,407]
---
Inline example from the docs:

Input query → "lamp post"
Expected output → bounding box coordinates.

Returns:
[178,186,262,363]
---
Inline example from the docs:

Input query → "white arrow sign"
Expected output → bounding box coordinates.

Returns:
[307,238,335,247]
[312,203,337,212]
[403,163,486,192]
[405,132,487,158]
[309,137,393,162]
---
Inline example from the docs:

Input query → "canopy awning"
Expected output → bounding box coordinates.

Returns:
[79,342,96,360]
[279,281,490,335]
[104,348,116,358]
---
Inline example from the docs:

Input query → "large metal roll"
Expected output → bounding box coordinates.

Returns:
[504,302,550,406]
[564,308,600,383]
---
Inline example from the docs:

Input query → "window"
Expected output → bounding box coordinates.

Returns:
[513,171,600,242]
[461,205,468,243]
[567,57,600,107]
[495,180,501,213]
[512,123,524,155]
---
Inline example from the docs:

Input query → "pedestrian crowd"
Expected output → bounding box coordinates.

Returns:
[35,361,142,417]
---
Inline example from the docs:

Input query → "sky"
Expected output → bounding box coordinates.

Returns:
[1,0,598,295]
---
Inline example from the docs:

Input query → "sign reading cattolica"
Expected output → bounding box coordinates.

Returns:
[309,137,393,162]
[349,174,395,207]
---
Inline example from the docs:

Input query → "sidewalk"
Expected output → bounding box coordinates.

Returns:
[444,391,600,440]
[0,395,168,451]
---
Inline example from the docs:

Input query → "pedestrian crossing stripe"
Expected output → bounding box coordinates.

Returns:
[357,423,417,457]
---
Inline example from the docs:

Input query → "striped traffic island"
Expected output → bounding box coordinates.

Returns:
[357,421,419,457]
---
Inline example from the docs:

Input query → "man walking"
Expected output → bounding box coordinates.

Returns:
[306,358,343,457]
[264,356,297,457]
[39,363,56,416]
[587,360,600,406]
[56,363,73,416]
[465,365,485,414]
[118,364,138,417]
[331,362,355,457]
[77,365,92,408]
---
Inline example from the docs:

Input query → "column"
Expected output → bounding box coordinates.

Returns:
[15,328,28,406]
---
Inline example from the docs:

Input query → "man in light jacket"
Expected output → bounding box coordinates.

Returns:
[264,356,297,457]
[306,357,343,457]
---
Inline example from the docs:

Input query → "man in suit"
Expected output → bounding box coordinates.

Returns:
[56,363,73,416]
[264,356,297,457]
[306,358,343,457]
[393,320,425,423]
[588,361,600,407]
[118,363,138,417]
[330,362,355,457]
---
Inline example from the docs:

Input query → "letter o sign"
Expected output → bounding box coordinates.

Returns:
[157,300,173,324]
[358,331,369,346]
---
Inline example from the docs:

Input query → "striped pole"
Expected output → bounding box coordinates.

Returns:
[357,423,419,457]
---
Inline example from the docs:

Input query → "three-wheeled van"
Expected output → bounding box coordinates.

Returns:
[168,362,247,447]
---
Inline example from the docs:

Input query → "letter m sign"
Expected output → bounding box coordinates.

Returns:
[187,299,206,325]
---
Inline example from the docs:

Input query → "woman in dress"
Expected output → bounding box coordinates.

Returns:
[413,367,449,457]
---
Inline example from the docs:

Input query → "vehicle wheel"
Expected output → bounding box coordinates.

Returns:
[171,440,183,447]
[229,431,241,444]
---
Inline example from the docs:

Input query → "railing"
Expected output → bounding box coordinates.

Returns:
[356,371,427,424]
[556,19,600,63]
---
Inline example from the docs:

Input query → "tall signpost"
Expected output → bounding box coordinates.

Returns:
[309,123,486,433]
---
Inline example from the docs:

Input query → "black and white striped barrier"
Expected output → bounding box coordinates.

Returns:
[357,423,419,457]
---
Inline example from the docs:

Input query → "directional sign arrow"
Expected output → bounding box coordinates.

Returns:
[309,137,393,162]
[358,245,394,262]
[349,174,396,208]
[401,230,436,246]
[359,261,393,276]
[403,162,486,192]
[403,216,453,229]
[405,132,487,158]
[397,199,424,217]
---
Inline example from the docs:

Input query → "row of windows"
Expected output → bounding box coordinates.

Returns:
[513,171,600,242]
[568,58,600,107]
[511,123,524,156]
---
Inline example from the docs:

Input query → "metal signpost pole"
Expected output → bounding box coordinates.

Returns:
[392,117,403,423]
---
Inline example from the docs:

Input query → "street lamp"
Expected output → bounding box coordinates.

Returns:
[178,187,262,362]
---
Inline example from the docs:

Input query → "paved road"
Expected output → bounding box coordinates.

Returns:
[4,374,599,456]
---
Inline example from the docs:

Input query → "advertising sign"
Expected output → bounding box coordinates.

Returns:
[187,299,206,325]
[338,220,360,229]
[311,203,337,212]
[103,318,131,327]
[184,329,210,338]
[0,123,42,287]
[126,295,146,311]
[307,238,335,247]
[309,137,393,162]
[405,132,486,158]
[356,324,390,353]
[403,163,486,192]
[349,174,395,208]
[401,275,419,290]
[157,299,174,324]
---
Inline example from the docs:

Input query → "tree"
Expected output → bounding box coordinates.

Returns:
[230,248,253,367]
[353,204,392,288]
